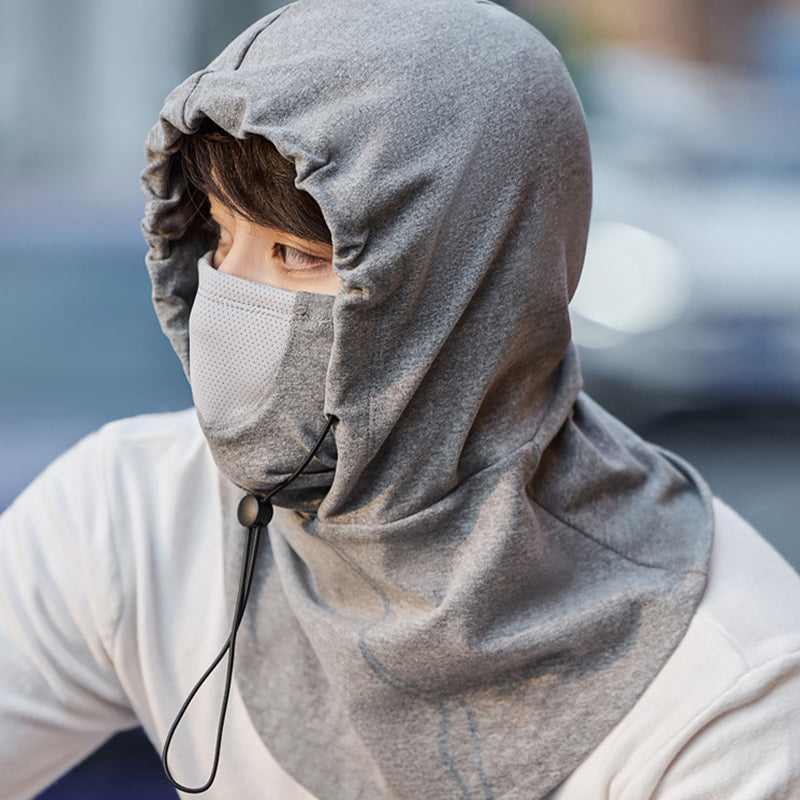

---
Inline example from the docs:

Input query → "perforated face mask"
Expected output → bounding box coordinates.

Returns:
[188,254,337,498]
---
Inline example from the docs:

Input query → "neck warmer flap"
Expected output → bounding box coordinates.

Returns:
[141,2,713,797]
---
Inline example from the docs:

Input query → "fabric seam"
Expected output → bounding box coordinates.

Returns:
[232,8,289,70]
[531,495,691,574]
[194,287,297,320]
[618,648,800,800]
[96,429,126,667]
[179,7,289,129]
[693,607,756,671]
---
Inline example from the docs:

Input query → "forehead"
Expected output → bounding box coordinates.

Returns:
[208,194,235,219]
[206,194,256,234]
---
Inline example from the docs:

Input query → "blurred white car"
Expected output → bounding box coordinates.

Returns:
[571,49,800,421]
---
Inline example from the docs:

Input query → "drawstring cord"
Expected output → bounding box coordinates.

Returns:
[161,415,335,793]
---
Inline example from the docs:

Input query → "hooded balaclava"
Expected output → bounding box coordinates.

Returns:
[142,1,713,798]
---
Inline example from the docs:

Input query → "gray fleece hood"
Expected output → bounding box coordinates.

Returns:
[142,1,713,798]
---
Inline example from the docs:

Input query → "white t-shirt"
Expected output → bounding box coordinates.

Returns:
[1,410,799,799]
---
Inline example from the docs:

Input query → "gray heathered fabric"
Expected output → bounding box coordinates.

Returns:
[142,1,713,798]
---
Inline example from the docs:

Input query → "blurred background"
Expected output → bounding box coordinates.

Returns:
[1,0,798,797]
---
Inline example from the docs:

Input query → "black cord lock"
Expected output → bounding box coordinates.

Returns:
[237,494,273,528]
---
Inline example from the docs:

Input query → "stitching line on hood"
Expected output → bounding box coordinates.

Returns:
[232,7,290,70]
[180,71,208,132]
[530,496,697,574]
[179,8,290,130]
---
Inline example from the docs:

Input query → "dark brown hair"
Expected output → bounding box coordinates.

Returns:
[176,120,331,244]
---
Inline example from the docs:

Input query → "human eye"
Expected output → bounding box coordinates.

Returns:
[274,243,330,272]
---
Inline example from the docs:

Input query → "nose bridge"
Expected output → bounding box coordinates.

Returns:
[221,223,264,281]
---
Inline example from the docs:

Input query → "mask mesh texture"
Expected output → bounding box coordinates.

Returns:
[189,255,297,425]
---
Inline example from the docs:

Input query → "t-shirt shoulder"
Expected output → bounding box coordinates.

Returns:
[95,407,202,450]
[699,498,800,670]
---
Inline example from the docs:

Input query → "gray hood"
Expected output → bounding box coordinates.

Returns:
[142,1,712,798]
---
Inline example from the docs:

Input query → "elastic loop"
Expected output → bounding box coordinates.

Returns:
[160,414,335,793]
[161,524,262,793]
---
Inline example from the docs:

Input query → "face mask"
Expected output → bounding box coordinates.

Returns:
[188,255,336,499]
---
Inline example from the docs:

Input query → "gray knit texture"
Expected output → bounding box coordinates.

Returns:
[142,1,713,798]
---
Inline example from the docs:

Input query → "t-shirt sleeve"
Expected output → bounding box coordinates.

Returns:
[546,499,800,800]
[0,431,138,800]
[650,649,800,799]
